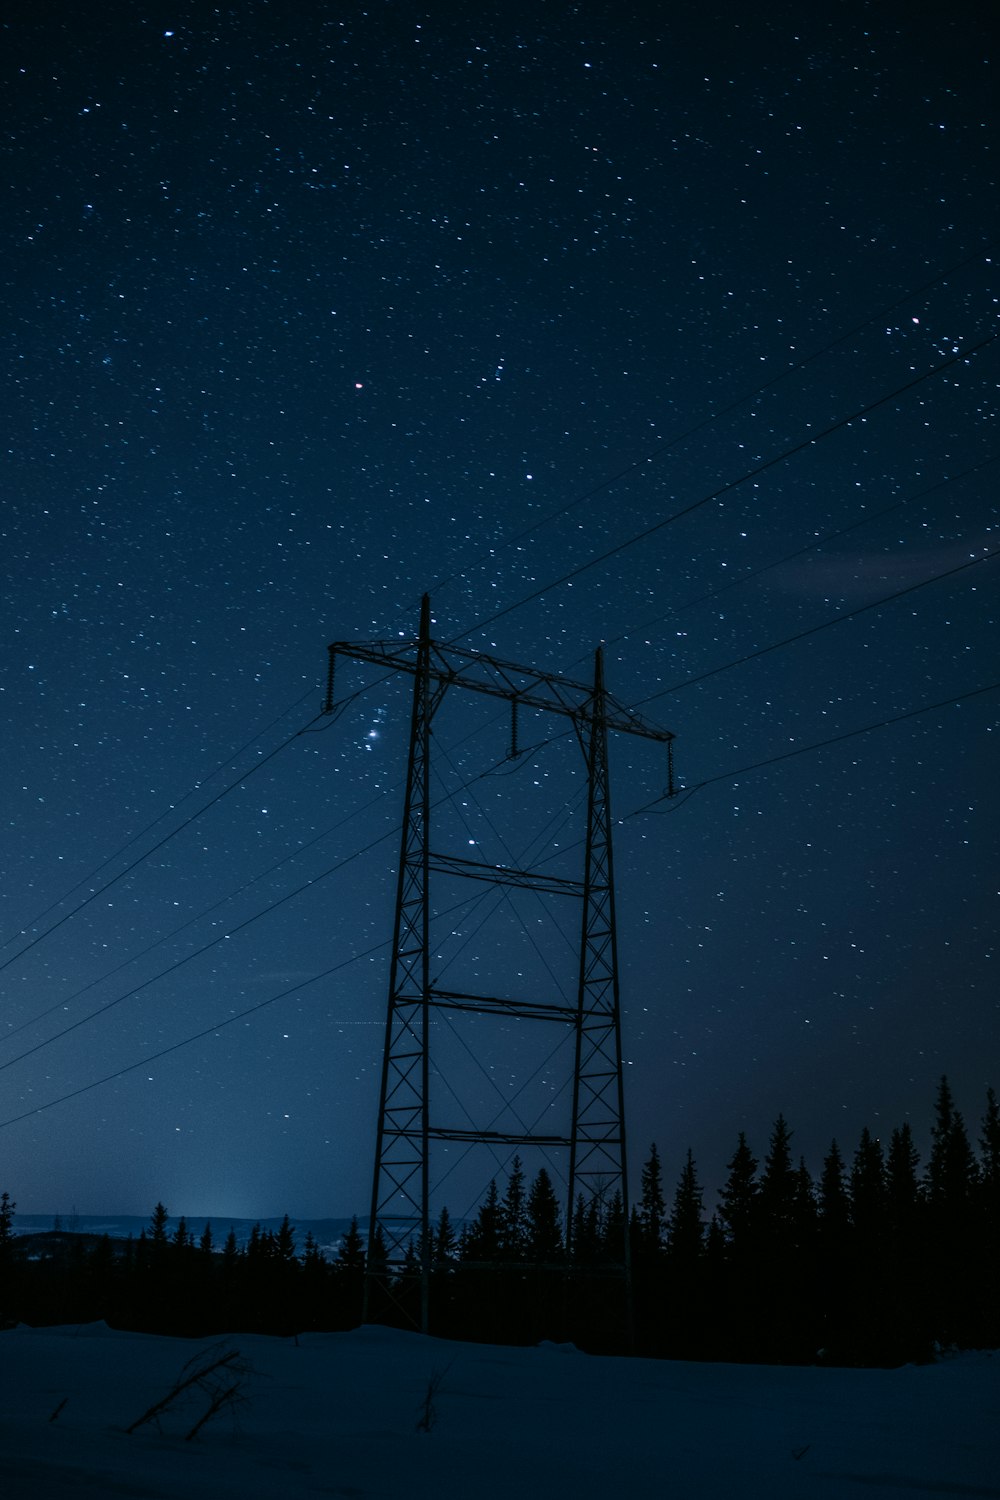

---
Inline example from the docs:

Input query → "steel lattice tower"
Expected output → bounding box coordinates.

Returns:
[325,596,674,1333]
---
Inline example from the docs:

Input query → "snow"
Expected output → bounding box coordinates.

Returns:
[1,1322,997,1499]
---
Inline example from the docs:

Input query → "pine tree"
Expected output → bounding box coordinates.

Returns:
[0,1191,14,1267]
[666,1149,705,1262]
[199,1223,214,1257]
[819,1140,850,1240]
[526,1168,563,1263]
[601,1189,626,1263]
[337,1217,365,1270]
[149,1201,170,1246]
[499,1157,528,1261]
[758,1114,797,1250]
[638,1143,666,1260]
[275,1214,297,1262]
[886,1122,921,1238]
[432,1206,458,1267]
[717,1132,759,1254]
[849,1127,887,1242]
[571,1192,601,1266]
[463,1180,502,1263]
[926,1075,978,1212]
[977,1086,1000,1220]
[791,1156,817,1249]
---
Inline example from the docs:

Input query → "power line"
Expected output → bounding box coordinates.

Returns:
[0,687,318,955]
[431,241,999,599]
[637,545,998,704]
[452,326,999,643]
[635,678,1000,812]
[0,736,557,1076]
[0,705,326,980]
[594,453,1000,661]
[7,673,995,1132]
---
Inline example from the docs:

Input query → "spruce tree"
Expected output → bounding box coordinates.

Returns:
[849,1127,887,1242]
[337,1217,365,1270]
[638,1143,666,1260]
[977,1086,1000,1220]
[275,1214,297,1262]
[926,1076,978,1212]
[526,1168,563,1263]
[886,1122,921,1238]
[499,1157,528,1261]
[666,1150,705,1263]
[601,1189,626,1263]
[819,1140,849,1241]
[463,1180,502,1263]
[0,1192,14,1272]
[758,1114,797,1250]
[571,1192,601,1266]
[717,1131,759,1254]
[149,1201,170,1246]
[432,1206,458,1267]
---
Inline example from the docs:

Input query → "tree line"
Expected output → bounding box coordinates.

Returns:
[2,1077,997,1365]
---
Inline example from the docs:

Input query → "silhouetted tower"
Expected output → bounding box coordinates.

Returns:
[325,596,675,1333]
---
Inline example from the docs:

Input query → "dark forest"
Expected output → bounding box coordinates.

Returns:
[3,1078,997,1368]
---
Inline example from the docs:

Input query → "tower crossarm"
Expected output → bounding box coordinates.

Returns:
[427,987,576,1023]
[427,850,585,897]
[327,637,674,745]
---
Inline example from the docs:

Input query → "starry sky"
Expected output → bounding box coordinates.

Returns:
[2,1,997,1222]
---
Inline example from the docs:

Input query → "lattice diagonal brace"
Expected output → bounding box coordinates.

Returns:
[567,648,631,1271]
[364,595,437,1331]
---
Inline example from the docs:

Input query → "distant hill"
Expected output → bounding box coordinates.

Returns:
[10,1214,359,1258]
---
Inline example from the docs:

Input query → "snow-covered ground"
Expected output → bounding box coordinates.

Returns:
[1,1322,997,1499]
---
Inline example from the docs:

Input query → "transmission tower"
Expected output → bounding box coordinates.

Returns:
[324,596,675,1334]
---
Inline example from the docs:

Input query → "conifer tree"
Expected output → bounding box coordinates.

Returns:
[367,1224,389,1276]
[977,1086,1000,1219]
[849,1126,887,1241]
[758,1114,797,1248]
[819,1140,850,1240]
[499,1157,528,1261]
[432,1206,458,1267]
[463,1180,502,1262]
[791,1157,817,1248]
[601,1189,626,1262]
[149,1202,170,1246]
[926,1075,978,1212]
[886,1122,921,1238]
[337,1217,365,1270]
[0,1192,14,1268]
[717,1131,759,1253]
[638,1143,666,1259]
[275,1214,297,1262]
[526,1168,563,1263]
[571,1192,601,1266]
[666,1149,705,1262]
[199,1223,214,1257]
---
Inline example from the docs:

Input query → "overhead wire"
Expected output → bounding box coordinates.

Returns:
[452,326,999,644]
[0,704,328,981]
[592,452,1000,662]
[0,732,567,1076]
[7,673,995,1133]
[637,544,999,705]
[431,240,999,600]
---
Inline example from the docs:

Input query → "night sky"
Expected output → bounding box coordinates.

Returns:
[2,2,996,1223]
